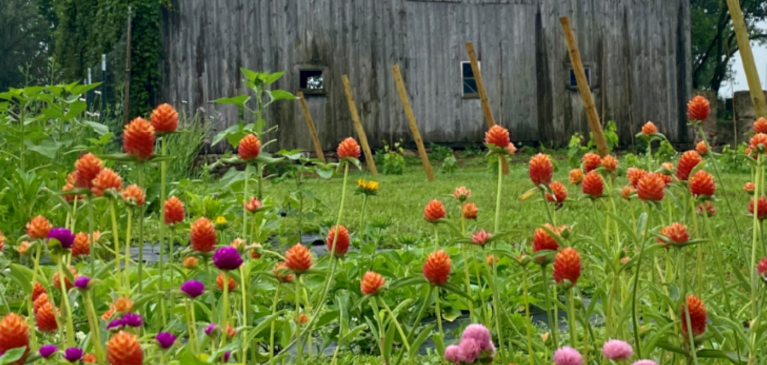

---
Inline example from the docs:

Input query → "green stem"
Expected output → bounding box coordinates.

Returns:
[680,251,699,364]
[394,285,433,365]
[492,155,508,364]
[379,297,410,352]
[109,199,122,291]
[87,195,96,276]
[434,287,444,346]
[125,208,132,291]
[696,125,742,239]
[204,258,217,323]
[459,215,475,322]
[269,284,281,361]
[160,137,168,327]
[749,155,763,364]
[522,267,534,365]
[243,163,250,239]
[137,164,145,295]
[567,289,577,347]
[295,279,303,365]
[185,299,197,354]
[360,195,368,231]
[58,260,76,347]
[541,265,558,349]
[369,299,387,362]
[631,204,650,359]
[85,292,105,363]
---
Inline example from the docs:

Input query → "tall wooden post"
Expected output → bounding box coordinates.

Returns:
[559,17,610,157]
[297,92,326,163]
[341,75,378,175]
[391,65,435,182]
[122,6,132,125]
[464,42,509,174]
[725,0,767,118]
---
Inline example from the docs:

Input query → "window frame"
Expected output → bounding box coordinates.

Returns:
[461,61,480,99]
[567,64,593,91]
[297,67,327,96]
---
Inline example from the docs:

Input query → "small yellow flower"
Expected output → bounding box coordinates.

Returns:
[215,216,229,230]
[356,179,378,196]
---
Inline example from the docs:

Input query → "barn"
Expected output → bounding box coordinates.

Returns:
[160,0,692,152]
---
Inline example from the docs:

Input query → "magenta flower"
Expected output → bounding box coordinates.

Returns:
[602,339,633,360]
[444,345,463,365]
[181,280,205,299]
[63,347,83,363]
[73,276,90,289]
[632,361,658,365]
[39,344,58,359]
[48,227,75,249]
[471,230,492,246]
[123,313,143,328]
[458,338,481,364]
[156,332,177,349]
[212,246,243,271]
[106,318,125,331]
[554,347,583,365]
[205,323,219,336]
[461,324,492,350]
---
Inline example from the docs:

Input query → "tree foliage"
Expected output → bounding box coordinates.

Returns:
[0,0,55,90]
[692,0,767,93]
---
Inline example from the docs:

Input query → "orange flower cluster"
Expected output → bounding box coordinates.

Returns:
[52,266,78,290]
[569,169,584,185]
[423,250,451,285]
[581,171,603,198]
[676,151,702,181]
[532,224,562,254]
[659,223,689,245]
[641,121,658,135]
[695,141,708,156]
[72,232,91,257]
[750,133,767,154]
[680,295,707,337]
[75,153,103,189]
[285,244,312,272]
[637,173,665,201]
[91,168,123,197]
[216,273,237,291]
[34,294,57,333]
[190,218,216,252]
[626,167,647,188]
[123,117,156,160]
[274,262,294,283]
[121,185,146,206]
[238,134,261,160]
[424,199,446,223]
[484,125,510,148]
[529,154,553,186]
[337,137,361,159]
[26,215,51,240]
[553,247,581,286]
[106,331,143,365]
[750,197,767,220]
[687,95,710,122]
[114,298,134,313]
[601,155,618,172]
[360,271,386,295]
[689,170,715,197]
[326,225,350,257]
[164,197,185,225]
[0,313,30,364]
[546,181,567,203]
[754,117,767,133]
[621,186,635,200]
[462,203,478,220]
[581,153,601,172]
[150,103,179,133]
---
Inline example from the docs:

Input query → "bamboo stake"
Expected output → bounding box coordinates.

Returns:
[341,75,378,175]
[464,42,509,174]
[726,0,767,118]
[391,65,435,182]
[297,92,326,163]
[559,17,609,157]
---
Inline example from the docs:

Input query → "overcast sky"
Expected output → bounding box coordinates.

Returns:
[719,21,767,98]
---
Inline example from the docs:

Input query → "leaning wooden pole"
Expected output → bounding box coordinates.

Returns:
[297,92,326,163]
[725,0,767,118]
[391,65,435,182]
[464,42,509,174]
[341,75,378,175]
[559,17,609,157]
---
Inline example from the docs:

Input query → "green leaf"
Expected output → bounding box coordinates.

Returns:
[433,332,445,357]
[9,264,34,294]
[440,282,472,300]
[213,95,250,107]
[24,139,63,159]
[409,323,435,358]
[212,124,242,146]
[389,276,428,290]
[179,348,208,365]
[265,72,285,84]
[270,89,295,101]
[0,347,27,364]
[65,100,88,119]
[315,164,335,179]
[383,318,396,363]
[219,167,245,189]
[82,121,110,136]
[696,349,747,364]
[339,324,368,345]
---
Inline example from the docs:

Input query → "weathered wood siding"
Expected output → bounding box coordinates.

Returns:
[160,0,691,152]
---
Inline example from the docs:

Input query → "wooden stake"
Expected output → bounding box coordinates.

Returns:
[341,75,378,175]
[391,65,435,182]
[559,17,609,157]
[122,6,132,125]
[465,42,509,174]
[297,92,326,163]
[725,0,767,118]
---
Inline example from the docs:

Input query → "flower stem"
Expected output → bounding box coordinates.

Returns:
[459,215,475,322]
[680,251,699,364]
[434,287,444,348]
[567,288,577,347]
[87,195,97,276]
[243,163,250,239]
[522,266,534,365]
[85,291,105,363]
[379,296,410,352]
[109,199,122,290]
[369,298,386,361]
[137,164,145,295]
[295,279,303,365]
[749,154,763,364]
[269,284,281,361]
[57,260,76,347]
[493,155,508,364]
[541,265,558,349]
[394,285,433,365]
[125,208,132,291]
[185,299,197,354]
[160,137,168,328]
[631,204,651,359]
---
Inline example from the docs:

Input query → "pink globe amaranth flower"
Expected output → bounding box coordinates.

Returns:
[554,346,583,365]
[471,229,492,246]
[457,338,481,364]
[602,339,633,360]
[632,361,659,365]
[461,324,492,350]
[444,345,462,365]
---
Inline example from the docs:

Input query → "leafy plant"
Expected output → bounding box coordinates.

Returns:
[654,140,677,162]
[429,143,454,162]
[377,140,406,175]
[719,142,751,174]
[441,155,458,174]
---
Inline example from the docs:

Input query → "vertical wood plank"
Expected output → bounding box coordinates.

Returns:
[725,0,767,118]
[391,65,435,182]
[297,92,327,163]
[341,75,378,175]
[559,16,609,157]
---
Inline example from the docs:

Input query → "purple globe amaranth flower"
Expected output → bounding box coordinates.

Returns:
[181,280,205,299]
[554,347,583,365]
[63,347,83,363]
[73,276,90,289]
[602,339,634,360]
[106,318,125,330]
[123,313,143,328]
[48,227,75,249]
[39,344,58,359]
[444,345,463,365]
[458,338,481,364]
[632,361,659,365]
[212,246,243,271]
[205,323,219,336]
[156,332,177,349]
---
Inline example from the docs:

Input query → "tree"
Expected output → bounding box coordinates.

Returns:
[692,0,767,93]
[0,0,55,90]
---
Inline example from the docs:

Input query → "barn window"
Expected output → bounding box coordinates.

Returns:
[568,66,591,89]
[299,69,325,95]
[462,61,479,99]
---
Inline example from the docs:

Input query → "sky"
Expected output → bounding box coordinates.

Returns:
[719,21,767,98]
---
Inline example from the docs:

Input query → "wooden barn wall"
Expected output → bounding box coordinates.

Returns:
[160,0,692,152]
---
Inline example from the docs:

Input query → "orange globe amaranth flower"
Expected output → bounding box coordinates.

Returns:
[486,254,498,266]
[123,117,156,160]
[114,298,134,313]
[121,185,146,206]
[52,266,78,290]
[33,293,49,314]
[250,242,263,259]
[337,137,361,159]
[102,306,116,321]
[687,95,710,122]
[31,282,47,302]
[601,155,619,172]
[16,241,32,255]
[581,171,604,198]
[83,353,97,364]
[182,256,198,269]
[660,223,690,245]
[755,117,767,133]
[744,182,756,194]
[424,199,446,223]
[626,167,647,188]
[461,203,479,220]
[659,172,672,186]
[67,171,78,185]
[484,125,510,148]
[360,271,386,295]
[243,196,262,213]
[26,215,51,240]
[621,186,636,200]
[677,151,702,181]
[224,324,237,338]
[698,202,716,217]
[553,247,582,286]
[546,181,568,203]
[35,302,58,333]
[569,169,584,185]
[190,217,216,253]
[273,262,294,283]
[533,224,561,254]
[62,182,79,202]
[758,257,767,279]
[423,250,451,285]
[326,225,350,257]
[72,232,91,257]
[150,103,179,133]
[507,143,517,155]
[75,153,103,189]
[238,134,261,160]
[681,295,707,337]
[285,244,312,273]
[453,186,471,201]
[582,152,601,172]
[294,313,310,324]
[661,162,674,172]
[529,153,553,186]
[229,238,245,250]
[637,173,665,202]
[164,197,185,225]
[750,133,767,154]
[641,121,658,135]
[106,331,143,365]
[689,170,715,197]
[91,168,123,197]
[750,196,767,220]
[216,272,237,291]
[695,141,708,156]
[0,313,30,364]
